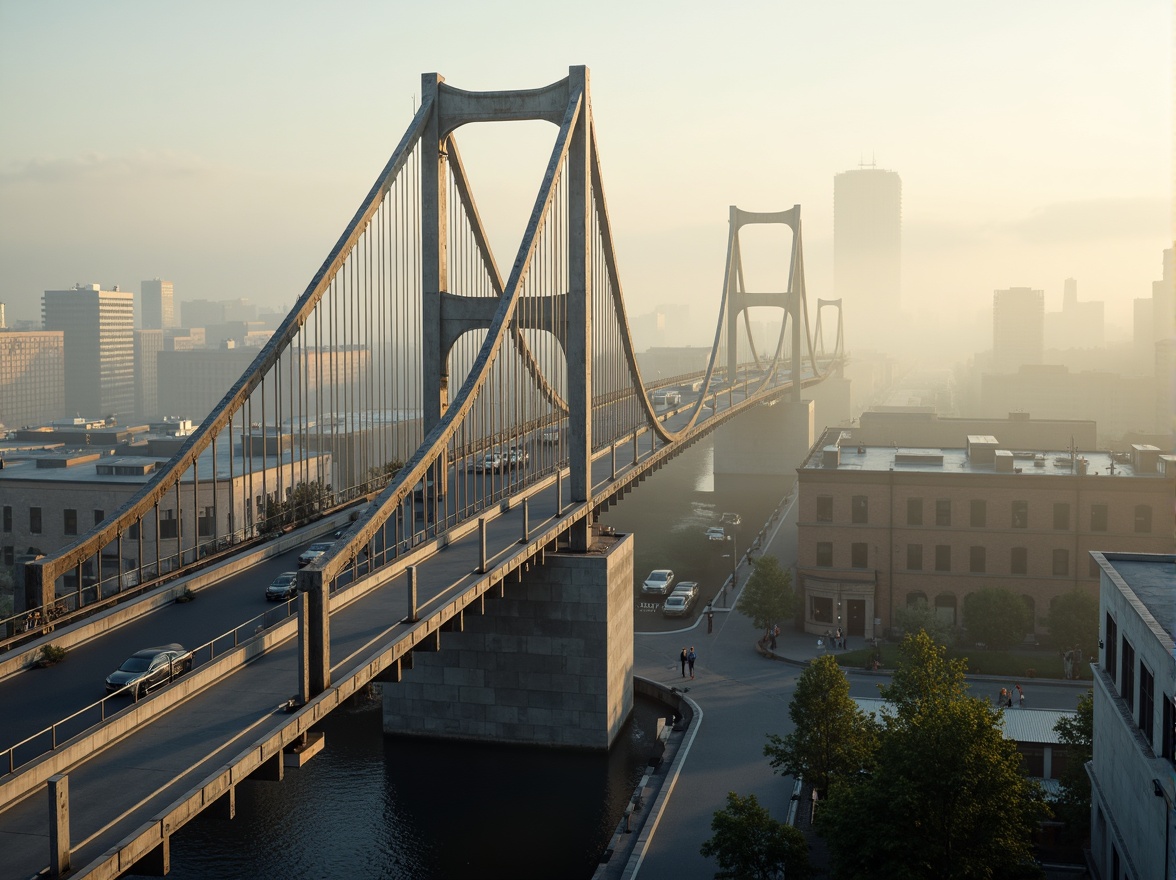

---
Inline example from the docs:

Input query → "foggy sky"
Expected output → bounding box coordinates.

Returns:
[0,1,1170,350]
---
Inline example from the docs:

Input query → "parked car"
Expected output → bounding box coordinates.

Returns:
[298,541,334,567]
[505,446,529,468]
[663,582,699,617]
[105,644,193,698]
[475,452,503,473]
[705,526,726,542]
[641,569,675,595]
[540,427,562,445]
[720,512,742,527]
[265,571,299,601]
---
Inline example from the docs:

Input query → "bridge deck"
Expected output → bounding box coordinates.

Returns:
[0,375,809,878]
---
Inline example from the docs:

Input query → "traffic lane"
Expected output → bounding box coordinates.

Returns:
[0,543,309,753]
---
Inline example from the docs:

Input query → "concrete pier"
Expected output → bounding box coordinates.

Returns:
[382,531,635,749]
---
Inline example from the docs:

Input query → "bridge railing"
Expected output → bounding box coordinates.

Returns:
[0,596,301,778]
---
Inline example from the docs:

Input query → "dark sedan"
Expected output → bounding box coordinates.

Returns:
[265,571,299,601]
[105,644,193,698]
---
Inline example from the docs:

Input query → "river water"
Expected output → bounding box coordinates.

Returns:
[147,437,791,879]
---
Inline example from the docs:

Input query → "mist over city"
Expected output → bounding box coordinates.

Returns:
[0,3,1172,879]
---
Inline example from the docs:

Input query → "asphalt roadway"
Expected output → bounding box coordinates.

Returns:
[630,496,1093,879]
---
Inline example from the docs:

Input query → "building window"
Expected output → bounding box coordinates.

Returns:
[129,521,140,540]
[1090,503,1108,532]
[935,545,951,572]
[93,509,105,526]
[30,507,42,535]
[1052,549,1069,577]
[907,544,923,571]
[1163,695,1175,764]
[1105,613,1117,684]
[935,499,951,527]
[2,505,10,533]
[160,509,178,540]
[851,543,868,568]
[1134,504,1152,534]
[906,498,923,526]
[1053,503,1070,530]
[1011,500,1028,529]
[969,546,986,573]
[198,506,215,537]
[816,496,833,522]
[64,509,78,536]
[1140,663,1155,744]
[1121,638,1135,711]
[816,542,833,567]
[811,596,833,624]
[2,546,12,566]
[1011,547,1028,575]
[970,499,986,527]
[851,495,868,524]
[934,593,957,626]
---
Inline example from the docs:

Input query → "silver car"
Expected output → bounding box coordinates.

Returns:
[641,569,675,595]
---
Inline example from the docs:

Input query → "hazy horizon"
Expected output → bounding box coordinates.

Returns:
[1,2,1171,352]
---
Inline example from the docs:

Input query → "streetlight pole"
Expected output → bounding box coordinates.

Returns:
[727,533,737,594]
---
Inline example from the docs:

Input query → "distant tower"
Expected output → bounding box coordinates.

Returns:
[0,302,6,329]
[140,278,176,330]
[992,287,1044,373]
[834,164,902,348]
[42,284,135,420]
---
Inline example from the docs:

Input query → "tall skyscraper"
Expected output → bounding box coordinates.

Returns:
[42,284,135,420]
[834,165,902,348]
[140,279,176,330]
[992,287,1044,373]
[134,329,164,420]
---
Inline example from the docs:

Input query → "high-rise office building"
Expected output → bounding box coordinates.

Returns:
[42,284,135,421]
[992,287,1044,373]
[140,279,176,330]
[0,331,65,429]
[134,329,164,420]
[834,165,902,348]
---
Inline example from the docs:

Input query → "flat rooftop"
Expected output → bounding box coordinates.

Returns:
[1099,553,1176,644]
[0,445,320,484]
[806,443,1163,479]
[854,697,1071,744]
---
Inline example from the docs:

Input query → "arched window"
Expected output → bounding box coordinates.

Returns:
[934,593,957,626]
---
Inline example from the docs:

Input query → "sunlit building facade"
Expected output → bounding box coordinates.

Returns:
[42,285,135,422]
[0,331,65,429]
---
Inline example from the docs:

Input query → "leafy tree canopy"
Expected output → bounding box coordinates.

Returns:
[819,632,1048,880]
[893,598,955,647]
[736,556,797,632]
[765,654,877,795]
[700,791,811,880]
[1053,690,1093,844]
[1044,590,1099,656]
[963,587,1030,651]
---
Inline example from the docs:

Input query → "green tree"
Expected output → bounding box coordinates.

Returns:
[699,791,811,880]
[736,556,798,633]
[818,632,1048,880]
[893,598,955,647]
[764,654,877,796]
[962,587,1030,650]
[365,459,404,493]
[1044,589,1098,656]
[1052,690,1093,845]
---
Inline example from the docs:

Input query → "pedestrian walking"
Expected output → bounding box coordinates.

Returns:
[687,646,697,679]
[679,647,688,678]
[770,624,779,650]
[1015,682,1025,708]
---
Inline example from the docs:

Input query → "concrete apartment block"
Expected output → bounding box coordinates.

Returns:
[382,532,635,749]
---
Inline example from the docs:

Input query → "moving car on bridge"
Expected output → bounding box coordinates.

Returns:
[105,644,193,699]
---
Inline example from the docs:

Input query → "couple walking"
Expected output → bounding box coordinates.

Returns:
[679,646,697,679]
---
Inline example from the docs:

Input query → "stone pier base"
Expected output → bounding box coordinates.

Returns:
[715,399,814,476]
[382,531,634,750]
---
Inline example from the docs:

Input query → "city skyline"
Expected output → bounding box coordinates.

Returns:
[0,2,1170,345]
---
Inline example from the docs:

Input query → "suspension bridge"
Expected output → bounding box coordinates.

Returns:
[0,66,844,878]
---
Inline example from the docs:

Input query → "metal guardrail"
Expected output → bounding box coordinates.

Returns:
[0,596,301,778]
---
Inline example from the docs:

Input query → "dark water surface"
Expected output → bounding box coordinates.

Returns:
[145,437,792,879]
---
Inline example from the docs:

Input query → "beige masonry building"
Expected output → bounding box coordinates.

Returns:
[795,417,1174,641]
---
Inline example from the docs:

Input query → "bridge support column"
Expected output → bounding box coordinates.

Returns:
[48,773,69,878]
[297,574,330,703]
[713,399,814,477]
[382,530,634,749]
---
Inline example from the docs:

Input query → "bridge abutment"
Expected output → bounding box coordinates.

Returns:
[714,399,814,476]
[381,532,635,749]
